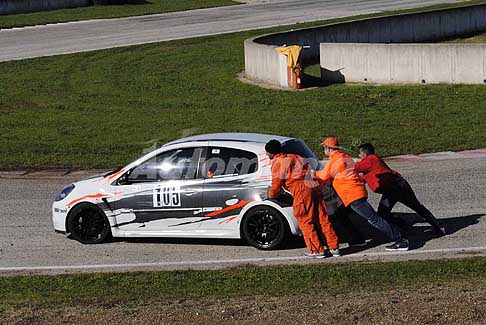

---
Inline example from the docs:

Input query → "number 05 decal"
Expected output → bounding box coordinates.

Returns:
[153,186,181,207]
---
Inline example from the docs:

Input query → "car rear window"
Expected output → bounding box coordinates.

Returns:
[202,147,258,178]
[282,139,319,169]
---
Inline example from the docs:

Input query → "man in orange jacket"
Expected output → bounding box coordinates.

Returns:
[265,139,340,258]
[315,137,409,251]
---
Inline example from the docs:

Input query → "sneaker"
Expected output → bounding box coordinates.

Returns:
[304,252,326,259]
[433,226,447,236]
[385,238,409,251]
[329,248,341,257]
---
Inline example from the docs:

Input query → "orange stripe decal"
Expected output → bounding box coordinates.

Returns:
[218,216,238,224]
[205,200,252,218]
[67,193,109,207]
[257,175,272,180]
[106,169,125,181]
[92,168,126,183]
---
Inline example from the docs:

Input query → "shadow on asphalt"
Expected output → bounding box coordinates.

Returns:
[112,236,247,247]
[325,212,485,255]
[113,235,308,251]
[402,213,485,250]
[111,213,484,254]
[338,213,485,254]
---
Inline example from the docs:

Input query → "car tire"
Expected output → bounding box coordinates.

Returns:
[66,203,111,244]
[242,206,289,250]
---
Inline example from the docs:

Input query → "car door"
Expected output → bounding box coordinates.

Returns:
[199,146,260,231]
[113,146,205,233]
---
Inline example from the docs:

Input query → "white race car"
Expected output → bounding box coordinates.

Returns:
[53,133,339,250]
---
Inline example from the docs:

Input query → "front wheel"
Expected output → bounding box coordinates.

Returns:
[242,206,289,250]
[66,203,111,244]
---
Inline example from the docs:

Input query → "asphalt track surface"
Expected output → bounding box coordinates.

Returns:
[0,0,464,62]
[1,156,485,275]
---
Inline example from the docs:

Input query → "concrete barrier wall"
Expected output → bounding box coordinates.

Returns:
[321,43,486,84]
[244,39,283,86]
[0,0,90,15]
[244,4,486,87]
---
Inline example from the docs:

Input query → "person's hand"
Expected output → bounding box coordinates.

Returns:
[257,192,268,201]
[308,169,316,179]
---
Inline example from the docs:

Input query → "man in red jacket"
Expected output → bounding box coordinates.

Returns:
[265,139,340,258]
[355,143,445,236]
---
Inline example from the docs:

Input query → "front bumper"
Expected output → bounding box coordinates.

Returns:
[52,202,68,232]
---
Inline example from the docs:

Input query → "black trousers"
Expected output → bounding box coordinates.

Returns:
[329,205,366,244]
[377,176,442,232]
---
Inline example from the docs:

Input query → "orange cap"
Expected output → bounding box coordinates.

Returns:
[320,137,339,148]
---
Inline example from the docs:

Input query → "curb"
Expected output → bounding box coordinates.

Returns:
[384,148,486,162]
[1,149,485,180]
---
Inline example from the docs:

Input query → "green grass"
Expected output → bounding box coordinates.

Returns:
[0,0,238,29]
[1,3,486,170]
[1,258,486,312]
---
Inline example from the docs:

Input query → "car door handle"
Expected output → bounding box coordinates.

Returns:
[184,191,196,196]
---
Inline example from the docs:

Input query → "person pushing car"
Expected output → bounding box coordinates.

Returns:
[265,139,340,258]
[314,137,409,251]
[355,143,446,236]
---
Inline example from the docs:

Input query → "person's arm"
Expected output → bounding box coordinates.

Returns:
[268,157,287,198]
[355,156,373,174]
[315,160,333,184]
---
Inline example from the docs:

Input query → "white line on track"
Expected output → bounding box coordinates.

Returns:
[2,246,486,273]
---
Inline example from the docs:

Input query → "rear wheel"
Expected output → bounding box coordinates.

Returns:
[66,203,111,244]
[242,206,289,250]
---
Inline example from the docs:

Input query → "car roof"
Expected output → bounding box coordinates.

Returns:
[162,133,293,147]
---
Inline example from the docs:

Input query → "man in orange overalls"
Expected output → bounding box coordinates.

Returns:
[265,139,340,258]
[315,137,409,251]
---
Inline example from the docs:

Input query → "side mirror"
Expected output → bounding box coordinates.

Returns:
[117,170,132,185]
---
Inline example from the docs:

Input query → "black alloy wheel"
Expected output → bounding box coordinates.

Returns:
[242,206,288,250]
[66,203,111,244]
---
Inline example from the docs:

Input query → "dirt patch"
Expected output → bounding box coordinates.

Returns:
[2,284,486,324]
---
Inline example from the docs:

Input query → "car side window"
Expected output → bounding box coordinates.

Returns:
[201,147,258,178]
[127,147,202,183]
